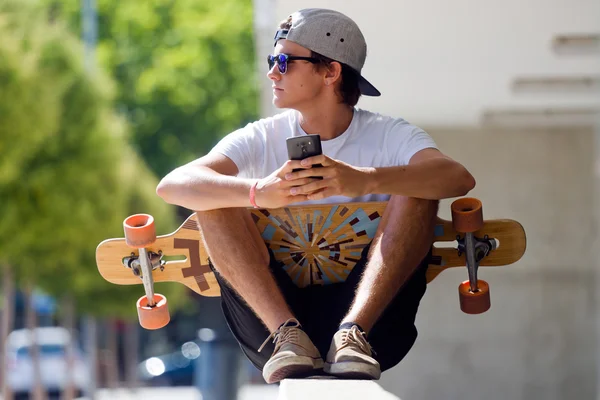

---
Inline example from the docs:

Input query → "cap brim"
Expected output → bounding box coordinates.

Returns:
[359,75,381,96]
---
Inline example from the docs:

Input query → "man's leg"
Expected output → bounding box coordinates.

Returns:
[342,195,439,331]
[324,195,438,378]
[196,207,294,332]
[195,208,323,383]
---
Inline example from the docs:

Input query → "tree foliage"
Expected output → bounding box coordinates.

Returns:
[0,0,260,320]
[0,0,184,318]
[49,0,260,178]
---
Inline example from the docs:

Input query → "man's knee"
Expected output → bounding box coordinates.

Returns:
[196,207,270,266]
[388,195,439,218]
[196,207,247,227]
[372,196,438,263]
[382,196,439,237]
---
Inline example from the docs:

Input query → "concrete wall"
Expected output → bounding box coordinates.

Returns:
[252,1,598,397]
[259,0,600,127]
[377,126,596,399]
[593,124,600,398]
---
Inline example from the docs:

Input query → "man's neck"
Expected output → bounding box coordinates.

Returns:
[297,103,354,141]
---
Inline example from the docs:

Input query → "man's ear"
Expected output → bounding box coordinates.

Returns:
[324,61,343,86]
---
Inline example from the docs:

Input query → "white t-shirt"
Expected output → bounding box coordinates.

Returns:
[210,108,438,205]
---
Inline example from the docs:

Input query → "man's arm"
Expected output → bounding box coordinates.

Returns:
[156,153,257,211]
[368,148,475,199]
[156,153,317,211]
[286,148,475,201]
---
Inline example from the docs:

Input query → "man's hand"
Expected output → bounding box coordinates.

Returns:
[253,160,322,208]
[283,155,375,201]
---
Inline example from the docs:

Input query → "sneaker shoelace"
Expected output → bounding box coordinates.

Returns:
[338,325,375,356]
[258,319,300,353]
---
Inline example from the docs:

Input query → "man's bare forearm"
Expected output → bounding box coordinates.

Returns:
[156,166,255,211]
[367,157,475,200]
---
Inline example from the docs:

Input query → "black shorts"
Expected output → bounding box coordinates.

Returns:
[208,243,429,372]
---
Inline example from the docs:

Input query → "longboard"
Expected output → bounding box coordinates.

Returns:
[96,201,526,297]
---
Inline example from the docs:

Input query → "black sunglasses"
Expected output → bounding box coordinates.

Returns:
[267,53,320,74]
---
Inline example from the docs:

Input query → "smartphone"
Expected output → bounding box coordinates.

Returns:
[286,134,323,178]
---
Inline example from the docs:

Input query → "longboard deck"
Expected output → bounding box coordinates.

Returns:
[95,202,526,297]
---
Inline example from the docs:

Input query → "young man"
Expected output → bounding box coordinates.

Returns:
[157,8,475,384]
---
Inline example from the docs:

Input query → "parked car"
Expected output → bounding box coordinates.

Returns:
[5,327,88,399]
[138,335,259,388]
[138,342,198,387]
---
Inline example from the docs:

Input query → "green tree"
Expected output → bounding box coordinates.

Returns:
[49,0,260,178]
[0,0,183,318]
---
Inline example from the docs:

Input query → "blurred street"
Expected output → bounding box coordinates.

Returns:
[71,386,279,400]
[0,0,597,399]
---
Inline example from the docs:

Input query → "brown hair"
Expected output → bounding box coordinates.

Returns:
[277,17,362,106]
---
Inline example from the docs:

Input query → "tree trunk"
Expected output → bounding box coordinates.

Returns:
[105,319,119,389]
[60,296,76,400]
[124,321,138,390]
[84,316,98,400]
[25,283,47,400]
[1,265,15,400]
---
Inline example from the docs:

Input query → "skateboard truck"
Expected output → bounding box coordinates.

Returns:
[450,198,492,314]
[137,248,157,306]
[456,234,496,293]
[123,214,170,330]
[123,251,165,278]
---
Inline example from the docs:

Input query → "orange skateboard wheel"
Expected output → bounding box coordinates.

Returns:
[124,214,156,248]
[451,197,483,233]
[136,294,170,330]
[458,280,490,314]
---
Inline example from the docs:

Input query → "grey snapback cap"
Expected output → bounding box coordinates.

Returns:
[274,8,381,96]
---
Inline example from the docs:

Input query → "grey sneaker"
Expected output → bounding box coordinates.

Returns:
[258,318,324,384]
[324,325,381,379]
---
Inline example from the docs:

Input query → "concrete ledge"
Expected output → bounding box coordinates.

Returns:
[278,379,400,400]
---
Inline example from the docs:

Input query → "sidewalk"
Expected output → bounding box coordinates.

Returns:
[71,379,398,400]
[279,379,400,400]
[74,385,278,400]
